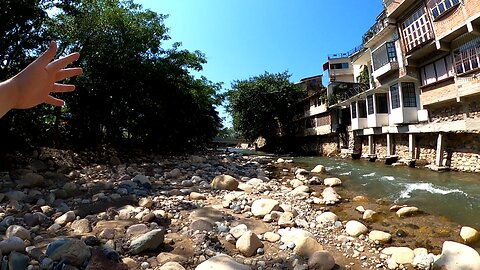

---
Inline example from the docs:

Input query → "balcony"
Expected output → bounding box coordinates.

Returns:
[362,11,396,47]
[372,42,399,78]
[383,0,418,19]
[328,45,364,60]
[328,82,370,106]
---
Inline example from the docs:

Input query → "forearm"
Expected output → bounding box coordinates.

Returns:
[0,79,18,118]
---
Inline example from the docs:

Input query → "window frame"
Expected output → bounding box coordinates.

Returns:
[390,84,401,109]
[401,82,418,108]
[367,95,375,115]
[453,37,480,75]
[428,0,461,21]
[375,93,389,114]
[358,100,367,118]
[351,101,357,118]
[419,55,454,86]
[401,5,434,53]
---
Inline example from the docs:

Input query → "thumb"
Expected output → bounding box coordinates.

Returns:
[36,41,57,67]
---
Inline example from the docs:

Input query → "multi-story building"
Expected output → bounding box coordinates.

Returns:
[298,0,480,172]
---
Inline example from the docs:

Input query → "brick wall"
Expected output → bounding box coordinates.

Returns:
[432,5,466,38]
[420,80,457,106]
[464,0,480,18]
[429,103,465,122]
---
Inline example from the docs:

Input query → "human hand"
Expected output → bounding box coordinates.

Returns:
[10,41,83,109]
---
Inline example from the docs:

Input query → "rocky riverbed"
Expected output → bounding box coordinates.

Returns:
[0,148,479,270]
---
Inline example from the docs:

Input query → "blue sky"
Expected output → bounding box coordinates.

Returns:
[135,0,384,126]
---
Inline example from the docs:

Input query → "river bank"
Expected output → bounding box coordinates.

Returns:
[0,147,478,269]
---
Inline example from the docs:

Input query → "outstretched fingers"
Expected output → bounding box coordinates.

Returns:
[36,41,58,67]
[45,95,65,107]
[55,68,83,82]
[53,83,76,93]
[47,52,80,72]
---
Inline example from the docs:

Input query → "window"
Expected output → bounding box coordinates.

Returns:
[390,84,400,109]
[330,63,349,69]
[358,100,367,118]
[419,56,454,85]
[375,93,389,113]
[373,42,398,71]
[351,102,357,118]
[428,0,460,20]
[453,37,480,75]
[401,6,434,53]
[367,95,375,115]
[402,82,417,107]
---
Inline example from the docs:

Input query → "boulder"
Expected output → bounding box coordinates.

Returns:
[433,241,480,270]
[381,246,415,264]
[323,178,342,187]
[345,220,368,237]
[211,175,239,191]
[460,226,480,244]
[315,212,339,224]
[0,237,26,254]
[6,225,31,241]
[251,199,280,217]
[129,229,165,254]
[195,254,251,270]
[278,212,295,228]
[396,206,419,217]
[159,262,186,270]
[230,224,248,239]
[311,165,326,173]
[235,231,263,257]
[46,238,91,267]
[362,210,376,221]
[263,232,280,242]
[293,236,323,258]
[368,230,392,243]
[278,228,314,246]
[412,253,435,270]
[54,211,76,226]
[321,187,341,205]
[308,251,336,270]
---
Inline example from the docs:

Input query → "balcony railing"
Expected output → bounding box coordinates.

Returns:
[329,82,370,105]
[328,44,364,60]
[383,0,394,9]
[362,11,392,45]
[372,42,397,71]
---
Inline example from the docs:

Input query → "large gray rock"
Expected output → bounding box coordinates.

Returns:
[433,241,480,270]
[129,229,165,254]
[308,251,336,270]
[195,254,251,270]
[0,237,26,254]
[46,238,91,267]
[9,251,29,270]
[235,231,263,257]
[251,199,280,217]
[211,175,239,191]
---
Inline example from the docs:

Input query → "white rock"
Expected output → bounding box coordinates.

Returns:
[433,241,480,270]
[246,178,264,187]
[368,230,391,243]
[315,212,339,224]
[323,177,342,187]
[345,220,368,237]
[293,236,323,258]
[382,247,415,264]
[278,228,314,246]
[278,212,295,228]
[362,210,376,221]
[290,179,304,188]
[230,224,248,239]
[251,199,280,217]
[195,254,251,270]
[263,232,280,242]
[396,206,419,217]
[412,253,434,270]
[311,165,326,173]
[355,206,365,213]
[321,187,341,205]
[54,211,76,226]
[6,225,31,241]
[460,226,480,244]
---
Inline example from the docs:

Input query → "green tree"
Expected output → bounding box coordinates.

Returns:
[227,71,305,150]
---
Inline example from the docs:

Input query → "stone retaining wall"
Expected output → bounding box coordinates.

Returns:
[296,135,338,156]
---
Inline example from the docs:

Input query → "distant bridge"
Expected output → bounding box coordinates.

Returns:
[212,137,249,146]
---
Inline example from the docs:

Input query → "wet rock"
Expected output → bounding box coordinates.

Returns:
[236,231,263,257]
[316,212,339,224]
[355,206,365,213]
[362,210,376,221]
[8,251,29,270]
[311,165,326,173]
[308,251,336,270]
[71,219,92,234]
[368,230,392,243]
[46,238,91,267]
[55,210,76,226]
[396,206,419,217]
[381,246,415,264]
[433,241,480,270]
[345,220,368,237]
[189,220,214,232]
[460,226,480,244]
[129,229,165,254]
[6,225,31,241]
[195,254,251,270]
[293,236,323,258]
[323,178,342,187]
[159,262,186,270]
[211,175,239,191]
[395,229,408,237]
[251,199,280,217]
[0,237,25,254]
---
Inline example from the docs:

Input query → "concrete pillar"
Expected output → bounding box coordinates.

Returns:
[408,134,415,159]
[386,134,392,156]
[436,133,444,166]
[368,135,374,155]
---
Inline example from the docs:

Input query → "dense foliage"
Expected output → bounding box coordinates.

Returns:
[227,72,305,149]
[0,0,222,152]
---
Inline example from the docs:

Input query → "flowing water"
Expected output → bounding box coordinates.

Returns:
[294,156,480,228]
